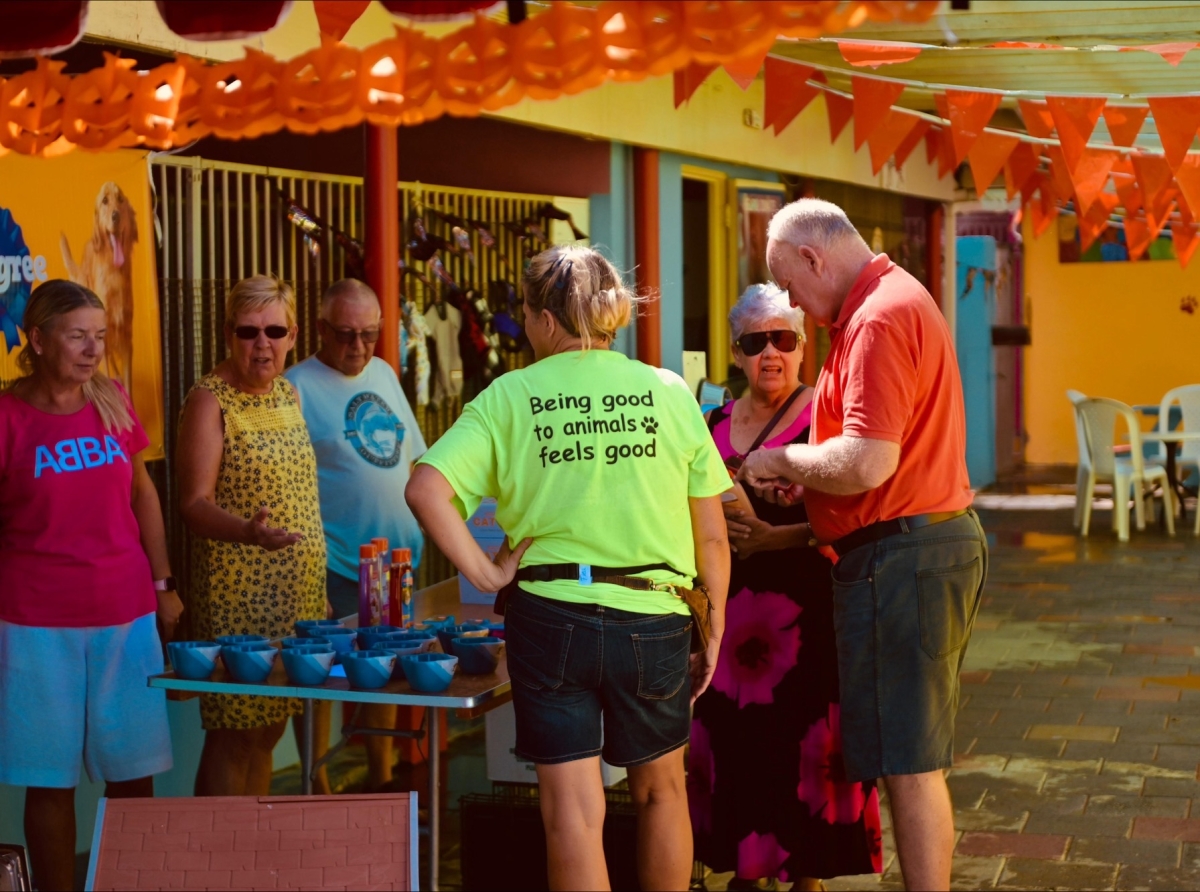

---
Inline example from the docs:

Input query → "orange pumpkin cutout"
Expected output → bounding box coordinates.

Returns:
[61,53,137,151]
[277,35,363,133]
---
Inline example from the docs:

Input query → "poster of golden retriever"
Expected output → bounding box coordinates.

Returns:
[59,181,138,386]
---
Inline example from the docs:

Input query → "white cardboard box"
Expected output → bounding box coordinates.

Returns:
[485,702,627,787]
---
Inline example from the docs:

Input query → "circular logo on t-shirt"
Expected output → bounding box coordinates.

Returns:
[344,392,405,468]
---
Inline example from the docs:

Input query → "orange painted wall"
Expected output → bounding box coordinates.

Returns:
[1023,216,1200,464]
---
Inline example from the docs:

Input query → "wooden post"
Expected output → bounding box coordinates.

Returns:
[633,147,661,367]
[365,123,400,373]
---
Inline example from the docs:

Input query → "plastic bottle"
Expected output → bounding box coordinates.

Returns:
[393,547,415,628]
[358,544,380,628]
[372,537,390,622]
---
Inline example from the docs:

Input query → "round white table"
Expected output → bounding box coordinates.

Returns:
[1139,430,1200,521]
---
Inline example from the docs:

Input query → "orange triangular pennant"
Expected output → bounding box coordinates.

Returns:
[1123,216,1154,261]
[1122,42,1199,67]
[967,130,1019,197]
[1131,151,1175,210]
[893,119,931,171]
[838,40,923,68]
[1079,196,1116,254]
[936,125,958,178]
[1172,154,1200,226]
[1004,142,1041,200]
[1044,145,1076,203]
[867,109,922,174]
[723,43,772,91]
[825,91,855,144]
[925,126,941,165]
[945,90,1002,164]
[1146,188,1177,236]
[1030,185,1059,238]
[1147,96,1200,171]
[674,63,717,108]
[1114,173,1143,216]
[1069,148,1119,215]
[852,76,906,149]
[763,58,819,133]
[1172,220,1200,268]
[1102,105,1150,148]
[1017,99,1056,139]
[1046,96,1106,173]
[314,0,370,40]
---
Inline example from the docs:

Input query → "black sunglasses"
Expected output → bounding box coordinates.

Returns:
[321,320,381,345]
[233,325,290,340]
[735,330,799,356]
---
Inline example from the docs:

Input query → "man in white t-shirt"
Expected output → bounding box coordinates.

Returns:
[286,279,427,791]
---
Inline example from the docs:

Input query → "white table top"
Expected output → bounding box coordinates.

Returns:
[1140,431,1200,442]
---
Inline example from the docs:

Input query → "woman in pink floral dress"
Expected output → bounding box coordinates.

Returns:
[689,286,882,890]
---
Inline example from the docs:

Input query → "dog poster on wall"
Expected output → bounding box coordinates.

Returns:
[0,149,164,458]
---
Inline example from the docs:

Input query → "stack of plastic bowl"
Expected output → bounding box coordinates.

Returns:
[398,652,458,692]
[221,641,279,683]
[436,623,489,654]
[356,625,405,651]
[451,636,505,675]
[167,641,222,680]
[312,626,357,662]
[281,643,337,686]
[376,631,438,678]
[216,634,268,647]
[341,650,397,689]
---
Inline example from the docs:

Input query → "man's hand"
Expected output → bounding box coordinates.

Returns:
[689,633,722,703]
[156,589,184,643]
[737,448,783,492]
[244,506,303,551]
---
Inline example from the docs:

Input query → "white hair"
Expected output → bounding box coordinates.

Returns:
[728,284,806,343]
[320,278,380,320]
[767,198,866,250]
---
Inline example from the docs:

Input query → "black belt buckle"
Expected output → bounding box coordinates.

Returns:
[528,565,553,582]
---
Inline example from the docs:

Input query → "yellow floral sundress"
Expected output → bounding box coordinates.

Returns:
[188,374,327,730]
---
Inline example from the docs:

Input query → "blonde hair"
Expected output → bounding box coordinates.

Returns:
[225,275,296,328]
[523,246,640,350]
[17,279,133,432]
[729,284,806,343]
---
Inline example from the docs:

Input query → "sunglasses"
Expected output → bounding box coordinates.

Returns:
[735,330,799,356]
[233,325,290,341]
[321,321,381,345]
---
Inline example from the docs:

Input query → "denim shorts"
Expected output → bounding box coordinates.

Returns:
[831,510,987,783]
[506,588,693,767]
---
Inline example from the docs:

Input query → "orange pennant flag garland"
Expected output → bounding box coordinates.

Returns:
[1017,100,1056,139]
[892,118,931,171]
[866,108,921,174]
[1003,142,1041,201]
[1147,96,1200,171]
[673,62,717,107]
[967,130,1019,198]
[1122,42,1199,67]
[945,89,1002,164]
[825,91,855,144]
[1046,95,1106,173]
[1102,105,1150,148]
[837,40,923,68]
[762,58,819,133]
[1068,147,1119,215]
[1172,220,1200,268]
[851,75,906,149]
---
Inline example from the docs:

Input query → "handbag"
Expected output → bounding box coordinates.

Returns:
[672,583,713,654]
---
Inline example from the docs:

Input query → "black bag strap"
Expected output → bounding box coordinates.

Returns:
[744,385,806,457]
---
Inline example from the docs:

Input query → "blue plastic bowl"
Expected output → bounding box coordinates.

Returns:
[436,623,489,654]
[280,636,320,649]
[313,626,357,660]
[295,619,345,638]
[215,634,268,647]
[356,625,406,650]
[399,652,458,692]
[389,631,438,651]
[377,639,437,677]
[451,636,505,675]
[221,642,279,683]
[167,641,221,680]
[281,646,337,686]
[341,650,397,689]
[421,614,457,630]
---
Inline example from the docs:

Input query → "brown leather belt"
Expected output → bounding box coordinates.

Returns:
[831,510,969,558]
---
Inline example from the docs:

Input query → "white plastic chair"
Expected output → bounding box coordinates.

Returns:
[1076,397,1175,541]
[1155,385,1200,534]
[1067,390,1090,528]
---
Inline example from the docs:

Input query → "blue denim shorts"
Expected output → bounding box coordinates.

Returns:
[506,588,693,767]
[831,510,987,783]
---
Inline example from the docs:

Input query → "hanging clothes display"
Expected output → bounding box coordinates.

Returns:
[405,300,432,407]
[423,300,463,403]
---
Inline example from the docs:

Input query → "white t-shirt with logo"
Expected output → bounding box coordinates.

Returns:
[285,355,427,580]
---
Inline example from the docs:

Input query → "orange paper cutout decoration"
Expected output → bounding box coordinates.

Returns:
[60,53,137,151]
[1046,95,1105,173]
[762,57,819,133]
[944,89,1001,164]
[127,60,189,147]
[276,35,363,134]
[825,91,854,144]
[0,57,71,155]
[1173,220,1200,268]
[1003,142,1040,201]
[1121,42,1199,67]
[851,75,905,149]
[1123,216,1154,261]
[1068,147,1119,215]
[673,62,717,107]
[1017,99,1055,139]
[866,108,920,174]
[837,40,922,68]
[892,118,930,171]
[967,130,1018,198]
[357,30,408,120]
[314,0,371,40]
[1102,105,1150,148]
[1147,96,1200,172]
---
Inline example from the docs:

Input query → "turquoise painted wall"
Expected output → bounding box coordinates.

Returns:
[588,142,636,359]
[957,235,998,490]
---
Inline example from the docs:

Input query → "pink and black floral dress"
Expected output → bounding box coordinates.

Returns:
[688,399,883,882]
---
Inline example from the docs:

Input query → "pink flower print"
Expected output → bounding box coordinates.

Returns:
[863,786,884,873]
[710,588,802,708]
[798,703,867,824]
[686,720,715,834]
[737,831,790,883]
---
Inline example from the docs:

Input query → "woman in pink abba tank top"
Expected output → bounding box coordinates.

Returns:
[0,281,179,891]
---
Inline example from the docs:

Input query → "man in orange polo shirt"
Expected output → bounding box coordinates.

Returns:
[740,198,986,891]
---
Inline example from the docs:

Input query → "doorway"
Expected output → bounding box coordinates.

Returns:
[682,177,710,361]
[681,166,730,382]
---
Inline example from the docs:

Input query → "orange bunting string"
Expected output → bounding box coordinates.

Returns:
[945,89,1001,165]
[1046,95,1105,173]
[851,75,905,150]
[1102,105,1150,148]
[1147,96,1200,172]
[763,58,819,133]
[866,108,920,175]
[967,129,1018,198]
[824,91,854,144]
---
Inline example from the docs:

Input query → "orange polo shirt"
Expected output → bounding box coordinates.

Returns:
[805,253,972,543]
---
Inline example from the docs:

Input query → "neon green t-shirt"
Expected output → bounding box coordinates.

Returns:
[419,349,729,614]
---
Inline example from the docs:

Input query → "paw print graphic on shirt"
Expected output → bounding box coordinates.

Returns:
[641,416,659,435]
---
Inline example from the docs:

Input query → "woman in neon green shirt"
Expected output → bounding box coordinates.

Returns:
[407,246,730,891]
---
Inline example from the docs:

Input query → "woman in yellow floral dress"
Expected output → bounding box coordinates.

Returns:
[177,276,326,796]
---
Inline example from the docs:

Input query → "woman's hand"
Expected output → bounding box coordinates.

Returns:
[689,633,721,704]
[725,511,780,559]
[156,589,184,643]
[243,506,303,551]
[471,537,533,593]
